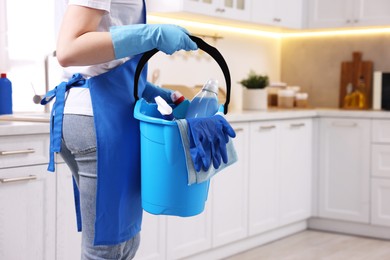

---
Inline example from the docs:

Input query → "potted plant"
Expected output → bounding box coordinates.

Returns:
[239,70,269,110]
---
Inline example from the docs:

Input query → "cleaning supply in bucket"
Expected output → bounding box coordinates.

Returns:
[176,118,237,185]
[186,79,219,118]
[0,73,12,115]
[171,91,190,119]
[154,96,174,120]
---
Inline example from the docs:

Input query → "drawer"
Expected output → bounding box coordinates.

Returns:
[0,134,50,169]
[372,120,390,143]
[372,144,390,178]
[371,178,390,227]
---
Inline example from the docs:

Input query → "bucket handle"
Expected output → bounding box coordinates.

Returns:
[134,35,231,115]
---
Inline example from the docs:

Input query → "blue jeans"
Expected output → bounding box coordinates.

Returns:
[60,114,140,260]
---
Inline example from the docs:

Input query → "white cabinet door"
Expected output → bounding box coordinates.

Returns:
[211,122,248,247]
[279,119,312,226]
[318,118,370,223]
[147,0,251,22]
[166,205,211,259]
[308,0,390,29]
[356,0,390,26]
[248,121,279,235]
[251,0,304,29]
[372,144,390,178]
[308,0,354,28]
[0,166,55,260]
[249,119,312,235]
[56,163,82,260]
[371,178,390,227]
[372,119,390,143]
[182,0,219,16]
[135,213,166,260]
[215,0,251,22]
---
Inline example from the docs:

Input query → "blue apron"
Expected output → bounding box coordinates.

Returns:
[42,3,147,246]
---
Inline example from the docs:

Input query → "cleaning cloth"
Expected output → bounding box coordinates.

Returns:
[176,118,238,185]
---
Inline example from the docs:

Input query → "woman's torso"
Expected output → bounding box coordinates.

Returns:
[59,0,144,115]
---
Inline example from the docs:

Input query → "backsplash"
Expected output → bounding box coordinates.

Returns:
[281,33,390,108]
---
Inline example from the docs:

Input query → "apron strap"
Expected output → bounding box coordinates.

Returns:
[41,73,86,172]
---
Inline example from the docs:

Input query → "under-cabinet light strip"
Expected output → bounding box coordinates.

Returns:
[283,27,390,38]
[148,15,390,38]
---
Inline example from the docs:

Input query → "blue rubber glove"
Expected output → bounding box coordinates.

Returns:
[187,115,236,172]
[110,24,198,59]
[142,82,173,103]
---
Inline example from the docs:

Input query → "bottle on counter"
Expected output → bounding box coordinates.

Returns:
[0,73,13,115]
[343,77,366,109]
[186,79,219,118]
[343,83,353,109]
[354,76,367,109]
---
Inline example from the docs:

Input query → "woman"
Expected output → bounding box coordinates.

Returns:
[52,0,198,259]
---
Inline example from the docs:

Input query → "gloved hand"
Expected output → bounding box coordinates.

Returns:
[110,24,198,59]
[142,82,173,103]
[187,115,236,172]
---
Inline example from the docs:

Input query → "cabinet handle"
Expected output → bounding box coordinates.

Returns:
[259,125,276,130]
[346,19,351,23]
[290,123,305,128]
[273,18,281,22]
[234,128,244,132]
[0,149,36,156]
[215,8,225,13]
[332,122,357,127]
[0,175,37,184]
[354,19,359,23]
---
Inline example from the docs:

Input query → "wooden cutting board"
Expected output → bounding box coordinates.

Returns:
[339,52,373,109]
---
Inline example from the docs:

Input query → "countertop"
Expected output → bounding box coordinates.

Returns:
[226,108,390,122]
[0,121,49,136]
[1,109,390,135]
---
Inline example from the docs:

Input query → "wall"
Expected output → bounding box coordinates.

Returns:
[281,32,390,108]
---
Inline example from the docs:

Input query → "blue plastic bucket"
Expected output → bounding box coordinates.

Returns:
[133,35,231,217]
[134,99,209,216]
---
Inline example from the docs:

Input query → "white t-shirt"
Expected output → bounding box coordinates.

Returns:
[60,0,144,115]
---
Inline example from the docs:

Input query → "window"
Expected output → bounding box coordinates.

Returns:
[3,0,57,112]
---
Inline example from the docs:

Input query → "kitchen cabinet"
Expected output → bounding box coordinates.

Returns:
[318,118,370,223]
[251,0,304,29]
[248,120,279,235]
[137,207,212,260]
[135,213,166,260]
[56,163,81,260]
[371,119,390,228]
[0,133,55,260]
[147,0,251,22]
[278,119,312,226]
[371,178,390,227]
[371,144,390,178]
[211,122,249,247]
[167,205,212,259]
[308,0,390,29]
[249,119,312,236]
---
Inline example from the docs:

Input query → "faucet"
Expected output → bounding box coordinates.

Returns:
[42,50,56,113]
